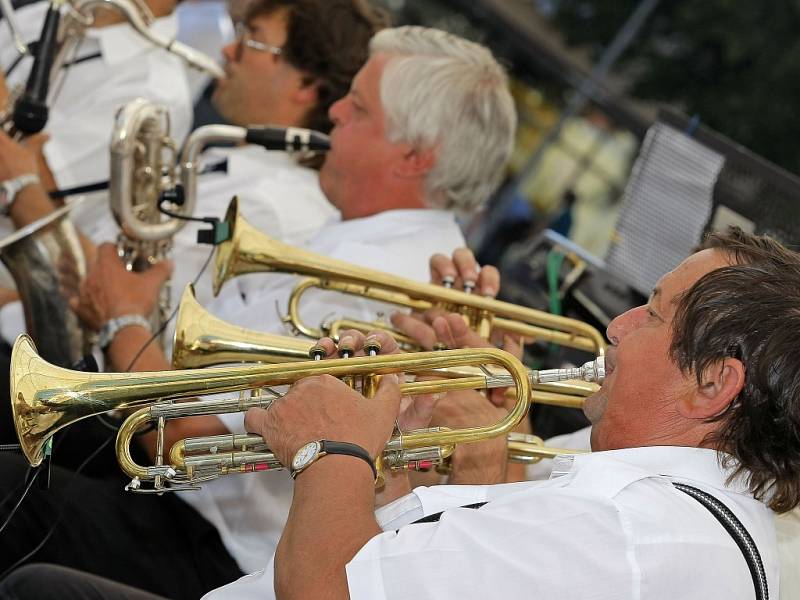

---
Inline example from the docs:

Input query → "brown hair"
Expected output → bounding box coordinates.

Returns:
[246,0,389,135]
[670,227,800,512]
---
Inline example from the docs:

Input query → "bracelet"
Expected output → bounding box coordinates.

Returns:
[0,173,40,216]
[98,314,151,351]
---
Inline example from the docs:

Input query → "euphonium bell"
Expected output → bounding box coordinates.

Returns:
[212,198,606,356]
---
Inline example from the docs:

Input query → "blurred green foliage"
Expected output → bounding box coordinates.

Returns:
[551,0,800,173]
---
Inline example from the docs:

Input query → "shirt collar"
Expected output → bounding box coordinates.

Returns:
[554,446,753,497]
[87,13,178,66]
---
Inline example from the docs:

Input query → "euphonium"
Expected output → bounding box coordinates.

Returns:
[172,283,601,409]
[0,204,91,366]
[110,98,184,342]
[212,197,607,356]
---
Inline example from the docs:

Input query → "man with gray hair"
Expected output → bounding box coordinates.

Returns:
[62,21,517,592]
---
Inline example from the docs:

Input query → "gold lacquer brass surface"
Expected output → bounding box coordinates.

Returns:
[172,284,314,368]
[213,198,606,355]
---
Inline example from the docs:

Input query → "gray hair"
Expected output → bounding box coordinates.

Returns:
[370,26,517,214]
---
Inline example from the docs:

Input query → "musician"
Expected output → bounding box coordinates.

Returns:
[2,228,796,600]
[0,24,517,600]
[202,227,796,599]
[0,0,388,339]
[0,0,192,225]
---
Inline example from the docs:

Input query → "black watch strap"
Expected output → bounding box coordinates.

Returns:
[321,440,377,481]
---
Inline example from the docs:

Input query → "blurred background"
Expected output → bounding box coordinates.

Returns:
[168,0,800,436]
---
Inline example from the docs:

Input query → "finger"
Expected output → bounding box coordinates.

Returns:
[432,313,492,349]
[420,306,448,325]
[363,330,400,355]
[141,259,174,290]
[243,407,269,435]
[391,312,437,350]
[428,253,458,286]
[336,331,363,357]
[502,334,524,360]
[476,264,500,298]
[314,337,337,358]
[96,242,119,261]
[374,373,402,413]
[452,248,480,290]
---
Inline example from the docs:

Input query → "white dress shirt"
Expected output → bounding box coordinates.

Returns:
[529,426,798,600]
[1,2,193,192]
[182,208,465,574]
[204,446,779,600]
[0,144,335,347]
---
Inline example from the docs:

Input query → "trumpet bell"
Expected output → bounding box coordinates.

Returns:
[172,284,314,368]
[11,334,100,466]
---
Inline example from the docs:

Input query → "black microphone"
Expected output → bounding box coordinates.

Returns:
[245,126,330,153]
[12,0,61,136]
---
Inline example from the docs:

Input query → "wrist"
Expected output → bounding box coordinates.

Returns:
[0,173,40,216]
[98,314,151,351]
[290,440,377,482]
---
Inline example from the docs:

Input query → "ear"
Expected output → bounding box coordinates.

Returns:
[291,77,319,109]
[393,145,437,180]
[679,358,745,419]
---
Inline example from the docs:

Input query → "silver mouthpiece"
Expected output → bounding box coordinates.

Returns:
[532,356,605,385]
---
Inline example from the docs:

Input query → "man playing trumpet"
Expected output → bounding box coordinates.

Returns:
[206,226,797,599]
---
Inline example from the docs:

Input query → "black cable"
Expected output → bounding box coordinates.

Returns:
[0,465,39,535]
[0,245,215,561]
[0,435,113,581]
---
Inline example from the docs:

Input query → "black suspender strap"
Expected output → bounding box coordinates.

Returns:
[673,483,768,600]
[409,502,487,525]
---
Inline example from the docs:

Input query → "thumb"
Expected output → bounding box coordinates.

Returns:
[145,259,174,286]
[375,373,402,412]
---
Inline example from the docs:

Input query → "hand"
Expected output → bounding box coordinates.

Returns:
[0,72,8,108]
[313,329,438,432]
[69,243,173,330]
[392,247,525,354]
[430,389,509,484]
[0,129,40,182]
[244,373,402,468]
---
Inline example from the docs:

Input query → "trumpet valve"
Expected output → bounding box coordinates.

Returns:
[363,339,382,356]
[308,344,326,360]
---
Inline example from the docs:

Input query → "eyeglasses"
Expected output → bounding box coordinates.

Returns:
[234,23,283,60]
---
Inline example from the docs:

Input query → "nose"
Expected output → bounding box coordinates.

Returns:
[222,38,239,63]
[606,305,648,345]
[328,96,349,127]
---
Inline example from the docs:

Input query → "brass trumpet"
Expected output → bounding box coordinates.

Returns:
[12,332,598,491]
[212,198,607,356]
[172,283,601,407]
[12,333,530,489]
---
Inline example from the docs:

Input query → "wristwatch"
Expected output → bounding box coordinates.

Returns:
[0,173,40,216]
[290,440,377,480]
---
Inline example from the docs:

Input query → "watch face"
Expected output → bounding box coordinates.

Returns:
[292,441,321,471]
